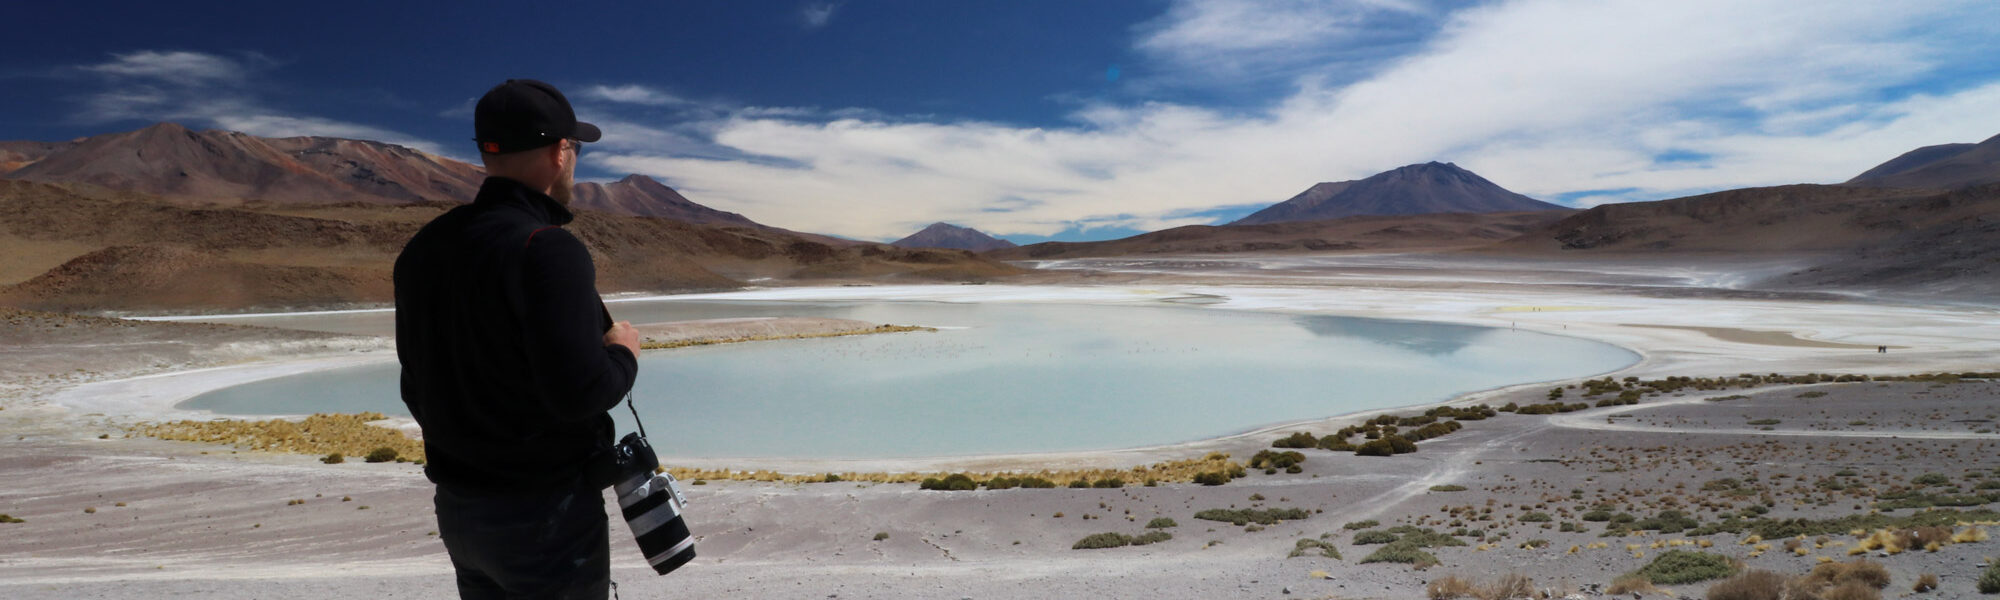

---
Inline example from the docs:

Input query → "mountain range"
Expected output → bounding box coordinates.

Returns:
[0,123,1021,311]
[3,121,1998,309]
[890,223,1017,252]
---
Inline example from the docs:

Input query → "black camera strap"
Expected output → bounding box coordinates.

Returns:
[625,392,647,439]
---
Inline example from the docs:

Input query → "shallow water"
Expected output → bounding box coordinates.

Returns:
[180,300,1636,459]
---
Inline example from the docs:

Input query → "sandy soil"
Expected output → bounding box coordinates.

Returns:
[4,259,2000,599]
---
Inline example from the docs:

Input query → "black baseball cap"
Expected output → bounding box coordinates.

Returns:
[473,79,601,154]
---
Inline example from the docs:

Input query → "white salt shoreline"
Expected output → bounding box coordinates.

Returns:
[42,282,2000,473]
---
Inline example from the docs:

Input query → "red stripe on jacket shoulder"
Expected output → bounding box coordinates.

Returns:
[524,226,561,249]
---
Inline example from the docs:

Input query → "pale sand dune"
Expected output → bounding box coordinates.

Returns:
[6,270,2000,599]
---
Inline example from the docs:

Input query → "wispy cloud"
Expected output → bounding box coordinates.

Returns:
[800,2,837,30]
[68,50,451,156]
[582,84,690,107]
[589,0,2000,241]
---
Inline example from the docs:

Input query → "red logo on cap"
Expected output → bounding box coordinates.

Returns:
[482,142,500,153]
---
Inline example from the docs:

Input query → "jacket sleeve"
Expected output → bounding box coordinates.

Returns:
[520,227,638,421]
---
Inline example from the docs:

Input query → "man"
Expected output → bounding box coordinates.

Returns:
[395,78,640,599]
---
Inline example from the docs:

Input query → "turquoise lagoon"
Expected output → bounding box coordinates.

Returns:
[180,300,1636,459]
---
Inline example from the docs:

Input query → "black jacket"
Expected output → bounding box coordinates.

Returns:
[394,177,638,490]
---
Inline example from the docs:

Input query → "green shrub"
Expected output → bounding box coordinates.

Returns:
[1272,431,1318,449]
[1633,550,1736,585]
[320,453,344,464]
[822,473,842,483]
[364,447,398,463]
[920,473,978,491]
[1911,473,1951,487]
[1193,507,1311,526]
[1343,519,1379,530]
[1519,512,1552,522]
[1288,538,1341,559]
[1318,435,1355,451]
[1072,532,1132,550]
[1145,517,1178,529]
[1352,530,1400,545]
[1019,476,1057,488]
[0,514,23,524]
[1429,484,1468,492]
[1746,419,1781,426]
[1978,559,2000,593]
[1359,540,1438,567]
[1192,471,1230,486]
[1092,478,1124,488]
[1582,509,1613,522]
[984,476,1020,490]
[1703,478,1743,491]
[1249,450,1306,469]
[1131,531,1172,546]
[873,532,889,541]
[1067,479,1091,489]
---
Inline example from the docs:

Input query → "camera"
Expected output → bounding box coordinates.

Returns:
[607,432,696,575]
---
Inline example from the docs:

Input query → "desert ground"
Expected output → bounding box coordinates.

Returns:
[3,255,1998,599]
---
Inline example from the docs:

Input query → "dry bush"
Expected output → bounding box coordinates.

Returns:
[1707,569,1786,600]
[1792,559,1892,598]
[1913,572,1938,593]
[1479,574,1534,600]
[1912,526,1954,547]
[1606,574,1657,595]
[1821,581,1881,600]
[1426,575,1474,599]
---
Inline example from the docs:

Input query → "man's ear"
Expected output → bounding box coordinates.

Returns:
[548,141,568,170]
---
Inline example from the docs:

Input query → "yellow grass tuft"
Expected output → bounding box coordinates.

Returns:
[1568,545,1580,555]
[1817,556,1834,563]
[667,452,1244,485]
[1742,534,1763,545]
[1310,570,1330,580]
[1955,527,1990,543]
[135,413,424,462]
[637,325,937,350]
[1698,538,1715,548]
[1794,547,1811,556]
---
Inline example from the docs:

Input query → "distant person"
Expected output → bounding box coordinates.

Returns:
[395,79,638,599]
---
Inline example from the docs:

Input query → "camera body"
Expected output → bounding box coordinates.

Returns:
[606,432,696,575]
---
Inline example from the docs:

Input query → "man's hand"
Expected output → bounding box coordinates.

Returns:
[605,321,639,356]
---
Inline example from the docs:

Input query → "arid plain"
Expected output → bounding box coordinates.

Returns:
[4,255,1998,599]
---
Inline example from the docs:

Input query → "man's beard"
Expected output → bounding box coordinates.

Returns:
[550,160,575,206]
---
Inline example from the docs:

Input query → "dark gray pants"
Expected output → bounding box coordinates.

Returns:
[435,480,610,600]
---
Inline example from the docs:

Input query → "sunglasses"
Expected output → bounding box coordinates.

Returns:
[567,138,585,157]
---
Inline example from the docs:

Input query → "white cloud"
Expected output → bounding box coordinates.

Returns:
[71,50,451,157]
[589,0,2000,241]
[800,3,836,29]
[582,84,688,106]
[81,50,258,82]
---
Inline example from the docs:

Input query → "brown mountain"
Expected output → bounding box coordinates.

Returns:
[0,176,1022,313]
[1229,162,1563,225]
[0,123,790,230]
[571,174,757,225]
[890,222,1018,252]
[5,122,484,205]
[1845,132,2000,190]
[1487,182,2000,297]
[988,211,1569,260]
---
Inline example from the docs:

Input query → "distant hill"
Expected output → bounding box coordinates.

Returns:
[890,222,1017,252]
[1486,182,2000,297]
[989,211,1568,260]
[0,179,1025,312]
[5,122,486,205]
[0,123,783,228]
[1229,162,1563,225]
[1845,132,2000,190]
[570,174,758,226]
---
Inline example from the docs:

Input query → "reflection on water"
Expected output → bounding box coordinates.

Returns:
[181,300,1636,459]
[1293,315,1490,356]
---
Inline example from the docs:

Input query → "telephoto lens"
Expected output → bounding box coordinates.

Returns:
[612,433,696,575]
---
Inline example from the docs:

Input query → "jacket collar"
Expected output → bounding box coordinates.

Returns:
[475,176,575,226]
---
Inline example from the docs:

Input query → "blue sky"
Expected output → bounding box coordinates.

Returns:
[9,1,2000,243]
